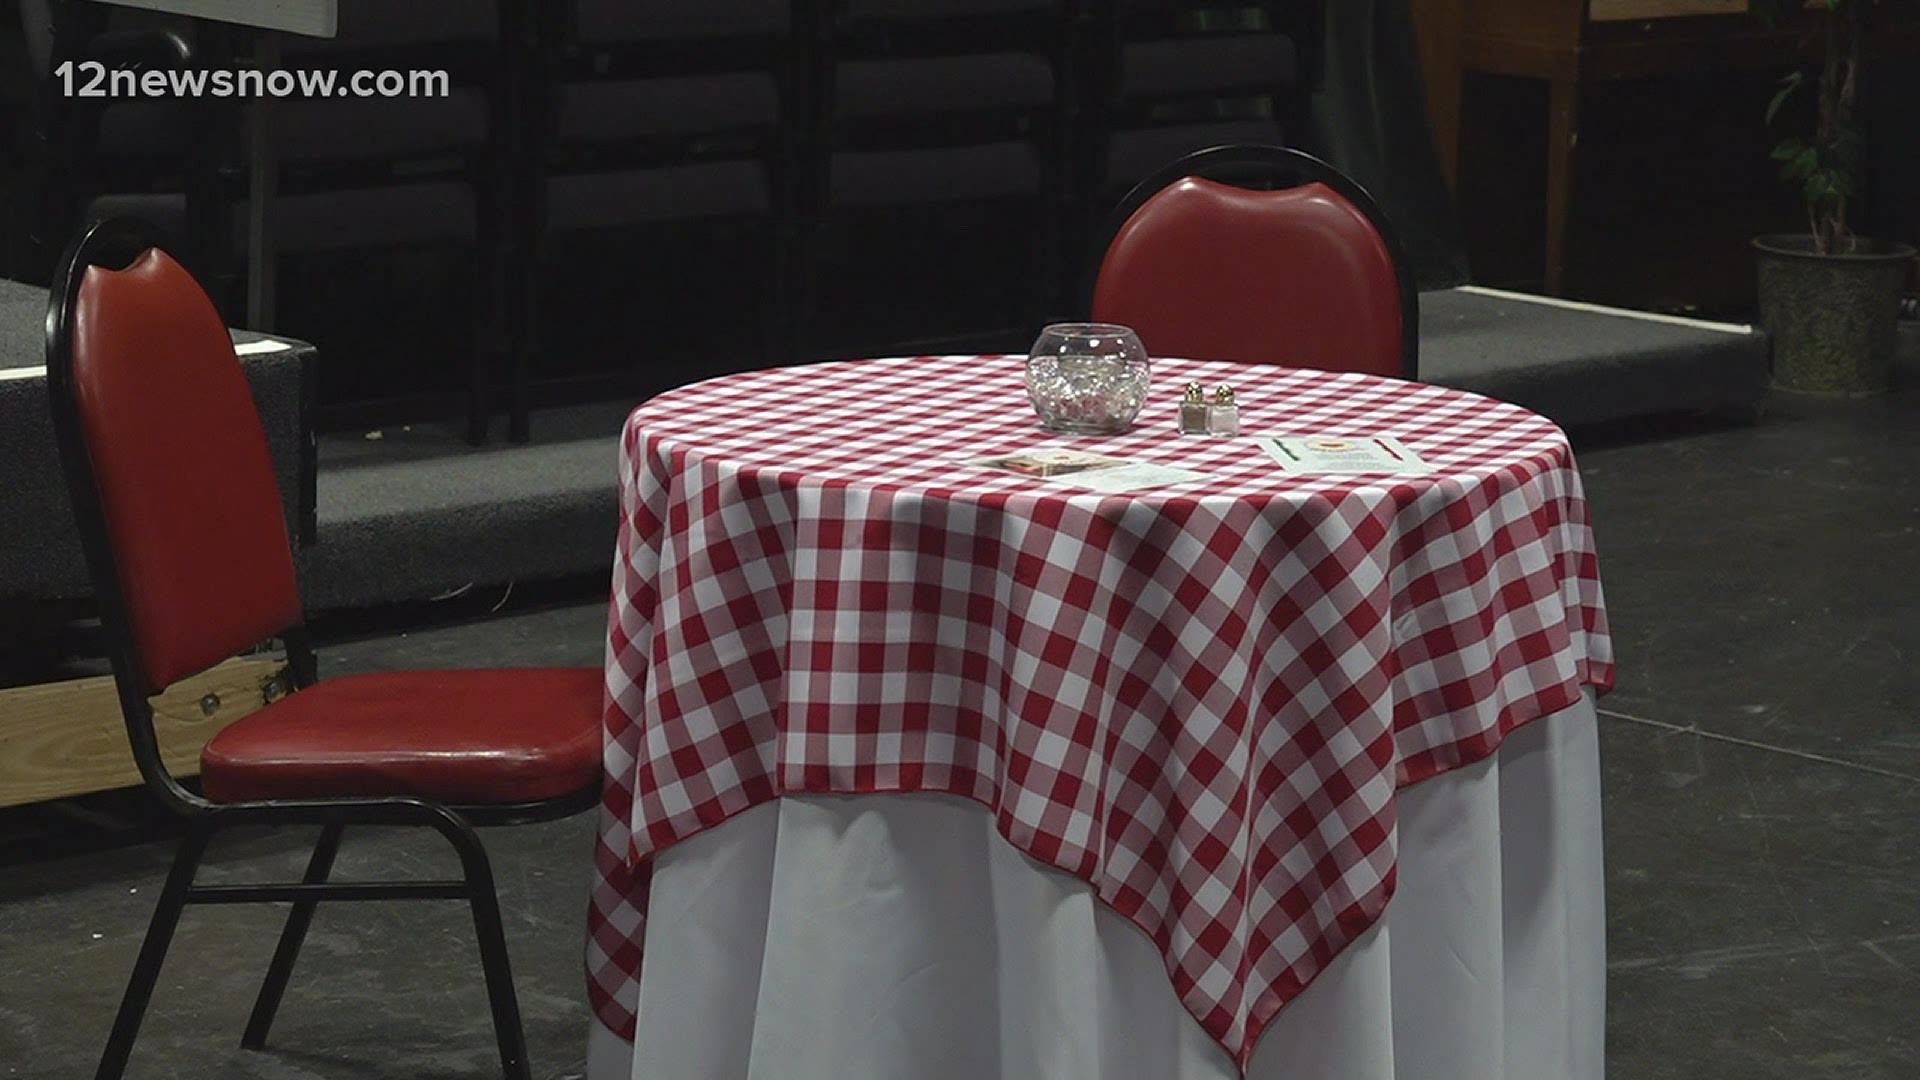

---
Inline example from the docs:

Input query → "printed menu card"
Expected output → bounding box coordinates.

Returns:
[1258,435,1435,476]
[968,449,1204,493]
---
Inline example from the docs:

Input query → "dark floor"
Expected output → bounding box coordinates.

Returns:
[4,374,1920,1078]
[1583,379,1920,1080]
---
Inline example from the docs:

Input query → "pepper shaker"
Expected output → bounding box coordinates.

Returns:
[1178,381,1208,434]
[1207,385,1239,437]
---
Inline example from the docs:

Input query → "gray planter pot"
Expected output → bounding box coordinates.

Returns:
[1754,234,1917,396]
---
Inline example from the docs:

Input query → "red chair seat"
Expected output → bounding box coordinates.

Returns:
[201,668,603,805]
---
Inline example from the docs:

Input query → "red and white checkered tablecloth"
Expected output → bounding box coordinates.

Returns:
[588,355,1613,1069]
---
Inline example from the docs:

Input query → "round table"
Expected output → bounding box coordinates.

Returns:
[586,355,1613,1079]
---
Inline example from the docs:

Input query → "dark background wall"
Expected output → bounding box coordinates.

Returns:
[2,6,33,279]
[1312,0,1472,290]
[1867,59,1920,255]
[1452,61,1916,317]
[4,3,1911,356]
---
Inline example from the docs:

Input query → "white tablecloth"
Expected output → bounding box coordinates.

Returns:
[586,691,1603,1079]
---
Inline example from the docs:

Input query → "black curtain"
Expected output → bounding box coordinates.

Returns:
[1308,0,1470,290]
[1867,58,1920,256]
[1,4,32,280]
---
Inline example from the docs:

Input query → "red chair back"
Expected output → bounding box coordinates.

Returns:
[1090,146,1417,380]
[53,235,302,692]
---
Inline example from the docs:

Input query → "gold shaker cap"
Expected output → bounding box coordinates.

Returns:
[1183,381,1205,403]
[1212,384,1235,405]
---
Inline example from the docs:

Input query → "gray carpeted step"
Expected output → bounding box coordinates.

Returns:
[1423,286,1770,425]
[300,403,630,611]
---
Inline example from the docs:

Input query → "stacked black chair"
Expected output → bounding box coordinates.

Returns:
[1087,2,1322,201]
[24,0,516,443]
[804,0,1077,353]
[25,0,1325,437]
[1069,1,1322,302]
[262,0,511,443]
[520,0,801,441]
[20,0,221,282]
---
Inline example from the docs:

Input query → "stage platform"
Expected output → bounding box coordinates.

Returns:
[4,283,1777,617]
[302,401,630,611]
[1421,286,1768,425]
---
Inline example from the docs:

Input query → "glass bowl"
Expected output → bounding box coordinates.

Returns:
[1024,323,1151,435]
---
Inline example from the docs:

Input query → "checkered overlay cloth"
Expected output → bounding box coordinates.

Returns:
[588,356,1613,1068]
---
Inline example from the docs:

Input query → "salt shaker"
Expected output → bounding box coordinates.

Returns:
[1207,385,1239,437]
[1178,381,1208,434]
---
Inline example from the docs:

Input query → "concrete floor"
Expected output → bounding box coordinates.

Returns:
[4,377,1919,1078]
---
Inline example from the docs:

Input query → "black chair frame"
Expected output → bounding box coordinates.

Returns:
[45,216,598,1080]
[1091,143,1420,380]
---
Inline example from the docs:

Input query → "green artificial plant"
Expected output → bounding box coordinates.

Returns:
[1758,0,1876,255]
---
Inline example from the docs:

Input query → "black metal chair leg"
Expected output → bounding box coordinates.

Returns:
[470,239,504,447]
[502,0,535,447]
[507,278,532,446]
[504,209,534,446]
[95,825,212,1080]
[448,830,531,1080]
[240,822,345,1050]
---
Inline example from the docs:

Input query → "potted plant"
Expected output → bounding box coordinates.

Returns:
[1753,0,1917,395]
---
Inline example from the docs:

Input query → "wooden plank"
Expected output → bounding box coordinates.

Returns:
[1590,0,1749,22]
[1463,0,1586,49]
[1580,21,1920,78]
[1410,0,1468,186]
[1459,35,1578,79]
[83,0,336,36]
[0,658,289,808]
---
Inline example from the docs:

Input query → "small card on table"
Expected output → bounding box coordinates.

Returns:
[1259,435,1435,476]
[968,449,1203,493]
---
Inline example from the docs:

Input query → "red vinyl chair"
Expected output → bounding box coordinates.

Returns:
[1090,144,1419,380]
[44,216,603,1080]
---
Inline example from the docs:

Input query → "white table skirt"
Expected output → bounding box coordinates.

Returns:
[588,691,1603,1080]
